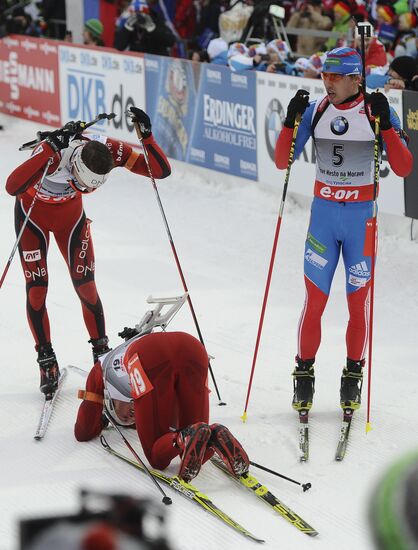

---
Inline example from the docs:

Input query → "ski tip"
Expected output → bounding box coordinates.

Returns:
[241,411,248,423]
[366,422,373,434]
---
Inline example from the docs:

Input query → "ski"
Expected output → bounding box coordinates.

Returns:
[211,455,318,537]
[298,410,309,462]
[34,367,68,440]
[335,408,354,461]
[100,436,264,543]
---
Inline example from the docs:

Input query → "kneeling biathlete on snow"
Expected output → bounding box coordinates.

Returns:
[74,295,249,483]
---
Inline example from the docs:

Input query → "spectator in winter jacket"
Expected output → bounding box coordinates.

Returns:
[352,25,388,72]
[114,0,175,56]
[286,0,332,56]
[366,55,418,91]
[325,1,352,50]
[174,0,196,39]
[376,5,399,50]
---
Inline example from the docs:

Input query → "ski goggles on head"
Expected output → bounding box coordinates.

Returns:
[69,145,109,194]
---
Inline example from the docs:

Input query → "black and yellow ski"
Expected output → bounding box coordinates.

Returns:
[100,436,264,543]
[211,455,318,537]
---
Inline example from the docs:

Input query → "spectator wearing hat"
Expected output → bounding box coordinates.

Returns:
[393,12,418,56]
[114,0,175,56]
[207,37,228,65]
[367,55,418,90]
[286,0,332,56]
[325,1,352,50]
[376,5,398,50]
[83,19,104,46]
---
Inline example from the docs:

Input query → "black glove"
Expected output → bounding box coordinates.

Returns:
[124,14,139,32]
[368,92,391,130]
[45,132,69,152]
[284,89,310,128]
[129,107,152,138]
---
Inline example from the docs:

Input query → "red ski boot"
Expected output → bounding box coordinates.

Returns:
[209,424,249,477]
[175,422,211,483]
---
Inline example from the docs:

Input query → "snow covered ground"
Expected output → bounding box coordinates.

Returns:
[1,114,417,550]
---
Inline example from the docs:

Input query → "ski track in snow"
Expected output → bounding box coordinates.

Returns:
[0,115,417,550]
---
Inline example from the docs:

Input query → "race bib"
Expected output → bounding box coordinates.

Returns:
[125,354,154,399]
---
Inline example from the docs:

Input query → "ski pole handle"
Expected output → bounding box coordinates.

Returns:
[19,112,116,151]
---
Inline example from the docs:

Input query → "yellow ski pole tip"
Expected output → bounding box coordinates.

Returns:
[241,411,248,423]
[366,422,372,433]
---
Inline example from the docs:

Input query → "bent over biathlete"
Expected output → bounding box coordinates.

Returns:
[6,108,171,397]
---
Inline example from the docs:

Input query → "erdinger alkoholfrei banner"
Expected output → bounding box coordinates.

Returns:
[188,64,257,180]
[0,35,60,126]
[403,90,418,220]
[58,44,145,144]
[145,55,200,162]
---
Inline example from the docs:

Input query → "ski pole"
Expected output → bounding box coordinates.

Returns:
[19,112,116,151]
[0,157,53,291]
[242,114,302,421]
[366,114,380,433]
[133,122,225,406]
[356,21,379,433]
[249,460,312,492]
[102,413,172,506]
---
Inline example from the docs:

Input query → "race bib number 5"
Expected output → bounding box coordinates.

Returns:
[125,354,154,399]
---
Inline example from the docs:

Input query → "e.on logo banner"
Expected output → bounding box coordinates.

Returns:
[0,35,60,125]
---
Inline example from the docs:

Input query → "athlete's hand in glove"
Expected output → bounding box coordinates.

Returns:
[45,132,70,152]
[284,89,310,128]
[129,107,152,138]
[368,92,391,130]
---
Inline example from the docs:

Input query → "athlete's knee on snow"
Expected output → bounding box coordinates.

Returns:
[27,285,48,310]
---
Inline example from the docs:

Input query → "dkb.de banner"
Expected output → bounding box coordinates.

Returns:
[58,44,145,143]
[403,90,418,220]
[145,55,200,161]
[188,65,257,180]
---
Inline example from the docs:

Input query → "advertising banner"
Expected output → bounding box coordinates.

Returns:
[188,64,257,180]
[145,55,201,162]
[256,73,405,216]
[403,90,418,220]
[59,45,145,143]
[0,35,60,126]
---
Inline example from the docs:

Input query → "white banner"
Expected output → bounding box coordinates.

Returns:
[256,72,405,216]
[58,45,145,144]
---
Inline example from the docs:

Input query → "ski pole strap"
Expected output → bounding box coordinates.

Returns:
[78,389,104,404]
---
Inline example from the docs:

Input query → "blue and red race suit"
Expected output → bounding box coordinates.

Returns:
[275,93,412,361]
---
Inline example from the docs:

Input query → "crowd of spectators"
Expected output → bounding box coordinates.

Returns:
[0,0,417,89]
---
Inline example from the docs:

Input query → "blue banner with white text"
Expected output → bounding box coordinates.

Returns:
[187,64,257,180]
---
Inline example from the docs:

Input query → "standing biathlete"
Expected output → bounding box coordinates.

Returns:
[75,330,249,483]
[5,108,171,397]
[275,47,413,412]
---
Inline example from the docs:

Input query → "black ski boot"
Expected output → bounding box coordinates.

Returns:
[292,357,315,411]
[89,336,111,363]
[340,358,364,411]
[36,343,60,397]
